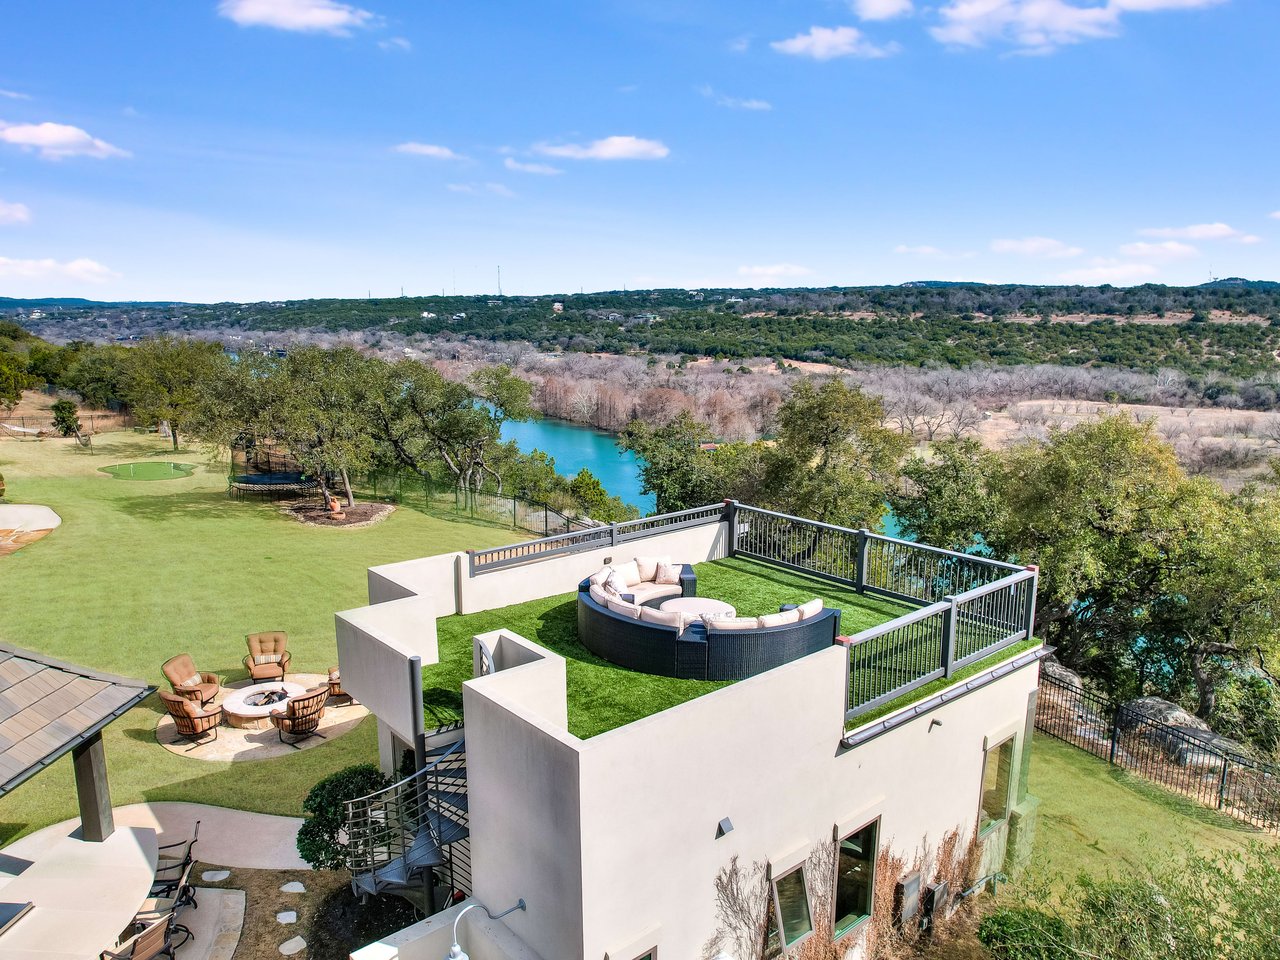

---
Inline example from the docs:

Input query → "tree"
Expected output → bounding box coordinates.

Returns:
[120,337,229,450]
[50,399,81,439]
[0,353,36,411]
[296,764,389,870]
[252,347,378,508]
[567,468,636,523]
[761,378,909,527]
[619,413,719,513]
[894,437,1002,552]
[364,361,533,506]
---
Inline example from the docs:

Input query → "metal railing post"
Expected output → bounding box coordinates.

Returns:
[1217,756,1230,810]
[1109,708,1121,765]
[1023,565,1039,639]
[941,596,958,677]
[610,522,618,546]
[725,500,739,556]
[856,529,870,593]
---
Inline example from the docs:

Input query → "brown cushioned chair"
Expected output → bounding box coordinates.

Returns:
[269,687,327,747]
[244,631,291,684]
[161,653,221,706]
[159,690,222,744]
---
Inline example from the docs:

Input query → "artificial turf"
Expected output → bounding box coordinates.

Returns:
[0,431,525,841]
[430,556,916,739]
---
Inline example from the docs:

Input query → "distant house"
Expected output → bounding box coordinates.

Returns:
[451,312,467,321]
[726,296,744,303]
[552,302,564,314]
[606,313,622,321]
[688,290,705,301]
[421,312,437,319]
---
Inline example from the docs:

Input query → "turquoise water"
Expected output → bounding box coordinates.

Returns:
[500,415,655,513]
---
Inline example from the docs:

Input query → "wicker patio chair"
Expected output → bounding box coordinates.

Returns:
[100,915,184,960]
[244,631,291,684]
[269,686,327,747]
[159,691,222,745]
[160,653,222,706]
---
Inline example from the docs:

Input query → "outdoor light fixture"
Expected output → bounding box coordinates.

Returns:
[716,816,734,838]
[445,898,527,960]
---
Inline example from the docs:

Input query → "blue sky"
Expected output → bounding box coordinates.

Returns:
[0,0,1276,301]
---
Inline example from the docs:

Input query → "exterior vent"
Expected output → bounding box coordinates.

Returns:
[922,880,951,930]
[894,871,921,929]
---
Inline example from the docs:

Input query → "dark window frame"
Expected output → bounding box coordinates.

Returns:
[769,862,815,951]
[832,817,879,940]
[979,735,1016,835]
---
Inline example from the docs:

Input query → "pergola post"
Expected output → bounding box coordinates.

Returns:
[71,732,114,842]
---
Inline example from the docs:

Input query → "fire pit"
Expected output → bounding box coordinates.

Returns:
[222,681,307,729]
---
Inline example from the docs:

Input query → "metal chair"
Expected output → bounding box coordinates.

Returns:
[244,631,291,684]
[159,691,222,747]
[100,915,186,960]
[160,654,222,706]
[269,687,327,747]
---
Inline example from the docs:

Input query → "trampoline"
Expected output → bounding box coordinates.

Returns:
[99,462,196,481]
[228,471,318,500]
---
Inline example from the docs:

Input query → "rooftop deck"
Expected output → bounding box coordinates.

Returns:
[426,556,914,738]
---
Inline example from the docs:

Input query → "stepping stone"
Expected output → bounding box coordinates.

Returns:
[277,910,297,925]
[202,870,231,882]
[279,936,307,956]
[279,881,306,894]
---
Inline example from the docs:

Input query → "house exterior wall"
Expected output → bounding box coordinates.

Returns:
[367,522,731,615]
[456,633,1040,960]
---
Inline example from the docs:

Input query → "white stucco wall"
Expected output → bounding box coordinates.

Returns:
[366,521,731,615]
[351,899,547,960]
[453,635,1039,960]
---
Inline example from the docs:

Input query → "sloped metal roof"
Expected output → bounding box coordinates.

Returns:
[0,645,153,795]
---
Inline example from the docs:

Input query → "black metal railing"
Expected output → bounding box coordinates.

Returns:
[1035,674,1280,835]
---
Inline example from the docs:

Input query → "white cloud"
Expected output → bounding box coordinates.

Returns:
[394,142,464,160]
[1059,259,1159,285]
[931,0,1226,53]
[0,200,32,225]
[698,85,772,111]
[534,136,670,161]
[217,0,377,35]
[771,25,900,60]
[1118,240,1198,259]
[378,36,411,51]
[1139,222,1256,242]
[0,256,118,283]
[504,157,563,175]
[851,0,914,21]
[447,182,515,198]
[0,121,129,160]
[991,236,1083,258]
[0,89,31,101]
[737,263,814,281]
[1270,210,1280,220]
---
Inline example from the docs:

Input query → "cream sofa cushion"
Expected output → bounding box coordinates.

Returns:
[703,615,759,631]
[612,560,643,586]
[588,567,612,587]
[797,597,823,619]
[635,555,669,582]
[640,606,693,631]
[758,608,802,628]
[603,571,629,595]
[607,597,642,619]
[655,560,682,585]
[588,584,611,606]
[630,582,682,606]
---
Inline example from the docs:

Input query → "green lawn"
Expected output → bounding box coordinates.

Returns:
[430,556,915,738]
[0,431,525,842]
[1025,735,1267,881]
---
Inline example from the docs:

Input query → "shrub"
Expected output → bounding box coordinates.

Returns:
[296,764,389,869]
[51,399,80,438]
[978,907,1072,960]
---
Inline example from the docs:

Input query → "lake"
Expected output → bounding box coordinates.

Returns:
[500,415,655,513]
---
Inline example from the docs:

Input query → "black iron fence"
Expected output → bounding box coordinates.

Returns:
[1035,673,1280,834]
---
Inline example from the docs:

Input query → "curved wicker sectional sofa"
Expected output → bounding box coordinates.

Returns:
[576,568,842,682]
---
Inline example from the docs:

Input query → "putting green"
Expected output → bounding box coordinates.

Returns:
[98,461,197,481]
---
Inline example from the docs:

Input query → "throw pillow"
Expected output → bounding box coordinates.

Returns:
[253,653,282,665]
[797,598,823,619]
[603,571,629,596]
[179,673,201,689]
[612,560,643,587]
[182,700,202,718]
[588,567,612,587]
[606,597,642,619]
[635,555,669,582]
[655,560,682,585]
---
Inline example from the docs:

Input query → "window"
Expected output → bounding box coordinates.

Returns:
[980,737,1016,833]
[833,819,878,938]
[768,864,814,951]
